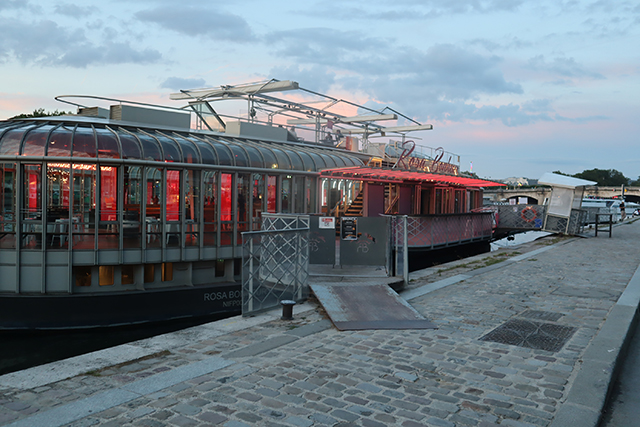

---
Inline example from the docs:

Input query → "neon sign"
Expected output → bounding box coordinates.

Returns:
[393,142,459,175]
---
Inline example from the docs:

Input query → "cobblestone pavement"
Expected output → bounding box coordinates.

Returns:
[1,221,640,427]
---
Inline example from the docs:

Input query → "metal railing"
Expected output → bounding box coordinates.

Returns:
[391,213,494,249]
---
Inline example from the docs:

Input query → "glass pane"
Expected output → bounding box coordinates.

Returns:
[98,166,118,250]
[185,169,199,246]
[173,134,200,164]
[138,133,162,161]
[118,132,142,159]
[46,163,70,249]
[321,154,337,168]
[252,174,264,231]
[145,168,162,247]
[96,128,121,159]
[166,170,180,221]
[294,176,305,213]
[155,133,181,162]
[47,126,73,156]
[123,165,142,248]
[190,136,217,164]
[206,137,233,165]
[257,146,278,169]
[270,147,291,169]
[237,174,248,244]
[72,164,96,250]
[220,173,232,246]
[0,128,31,155]
[22,125,53,156]
[306,151,326,169]
[267,175,277,213]
[297,151,315,171]
[242,144,263,168]
[0,163,16,249]
[227,144,248,167]
[282,176,292,213]
[203,170,216,246]
[22,164,42,249]
[72,127,97,157]
[284,150,304,171]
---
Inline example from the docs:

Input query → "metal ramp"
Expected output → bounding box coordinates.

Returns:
[310,282,437,331]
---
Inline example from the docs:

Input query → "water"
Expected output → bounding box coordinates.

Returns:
[0,314,232,376]
[491,230,552,251]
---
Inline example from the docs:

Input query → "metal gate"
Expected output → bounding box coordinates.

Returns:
[241,226,309,317]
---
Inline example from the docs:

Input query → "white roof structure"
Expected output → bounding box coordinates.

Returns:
[538,172,596,189]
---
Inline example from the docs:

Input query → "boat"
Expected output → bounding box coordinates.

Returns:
[0,79,502,330]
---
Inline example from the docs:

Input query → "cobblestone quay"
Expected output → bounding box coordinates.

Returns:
[2,220,640,427]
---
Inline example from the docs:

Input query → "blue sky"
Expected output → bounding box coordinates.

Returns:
[1,0,638,181]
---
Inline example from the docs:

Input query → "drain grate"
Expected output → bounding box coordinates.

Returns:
[480,319,576,352]
[519,310,563,322]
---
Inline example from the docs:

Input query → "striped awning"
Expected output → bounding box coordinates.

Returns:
[320,166,506,188]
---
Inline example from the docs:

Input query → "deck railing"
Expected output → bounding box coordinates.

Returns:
[391,213,494,249]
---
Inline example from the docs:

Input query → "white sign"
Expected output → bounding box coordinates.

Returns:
[319,217,335,229]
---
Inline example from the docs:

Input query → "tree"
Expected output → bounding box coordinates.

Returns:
[573,168,629,186]
[10,108,70,119]
[630,176,640,186]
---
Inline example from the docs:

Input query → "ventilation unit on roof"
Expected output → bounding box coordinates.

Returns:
[78,106,110,119]
[109,105,191,129]
[225,121,298,142]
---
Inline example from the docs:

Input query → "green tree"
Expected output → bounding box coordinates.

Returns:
[630,176,640,186]
[10,108,70,119]
[573,168,628,186]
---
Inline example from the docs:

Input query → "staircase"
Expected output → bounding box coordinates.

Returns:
[344,191,364,216]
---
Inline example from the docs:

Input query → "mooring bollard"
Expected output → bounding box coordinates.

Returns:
[280,300,296,320]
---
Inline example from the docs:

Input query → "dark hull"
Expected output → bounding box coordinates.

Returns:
[0,283,242,330]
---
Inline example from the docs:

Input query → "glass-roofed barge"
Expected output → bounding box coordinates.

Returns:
[0,79,501,330]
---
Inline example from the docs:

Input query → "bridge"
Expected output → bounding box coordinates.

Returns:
[484,186,640,204]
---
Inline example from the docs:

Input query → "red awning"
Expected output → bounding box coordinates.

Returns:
[320,166,505,188]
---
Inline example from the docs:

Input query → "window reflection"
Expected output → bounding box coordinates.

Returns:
[0,162,16,249]
[21,164,42,249]
[146,167,162,247]
[203,171,217,246]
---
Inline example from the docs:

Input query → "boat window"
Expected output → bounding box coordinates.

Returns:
[22,125,53,156]
[282,175,292,213]
[227,144,249,168]
[99,266,114,286]
[144,264,155,282]
[46,163,70,249]
[21,164,42,249]
[72,126,97,158]
[95,128,121,159]
[185,169,199,246]
[166,169,180,221]
[47,125,73,157]
[306,151,326,169]
[121,265,135,285]
[321,154,338,168]
[237,174,249,242]
[296,150,315,171]
[162,263,173,281]
[241,143,264,168]
[146,167,162,247]
[294,176,305,213]
[75,266,92,287]
[256,145,278,169]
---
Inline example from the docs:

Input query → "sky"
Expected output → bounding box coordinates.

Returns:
[1,0,639,181]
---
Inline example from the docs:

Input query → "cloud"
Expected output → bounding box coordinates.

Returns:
[268,65,336,94]
[527,55,605,79]
[54,3,96,18]
[160,77,207,90]
[136,6,256,42]
[0,17,162,67]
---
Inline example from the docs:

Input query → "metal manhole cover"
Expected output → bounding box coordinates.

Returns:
[519,310,563,322]
[480,319,576,352]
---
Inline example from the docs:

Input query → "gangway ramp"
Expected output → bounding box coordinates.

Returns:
[309,281,437,331]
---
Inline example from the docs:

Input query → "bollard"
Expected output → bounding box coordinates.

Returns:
[280,300,296,320]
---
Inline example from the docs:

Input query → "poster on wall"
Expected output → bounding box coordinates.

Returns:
[341,217,358,240]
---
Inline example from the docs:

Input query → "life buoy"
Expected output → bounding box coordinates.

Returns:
[521,206,537,223]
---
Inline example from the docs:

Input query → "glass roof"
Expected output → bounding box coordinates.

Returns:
[0,119,363,171]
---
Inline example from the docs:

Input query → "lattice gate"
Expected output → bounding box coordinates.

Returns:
[241,215,309,316]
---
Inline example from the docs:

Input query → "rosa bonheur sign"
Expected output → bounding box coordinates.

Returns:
[393,140,459,175]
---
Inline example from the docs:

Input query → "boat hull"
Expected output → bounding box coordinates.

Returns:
[0,283,242,330]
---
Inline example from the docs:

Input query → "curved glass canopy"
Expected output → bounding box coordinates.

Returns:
[0,119,364,171]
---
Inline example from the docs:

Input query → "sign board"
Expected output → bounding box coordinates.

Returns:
[341,217,358,240]
[319,217,335,229]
